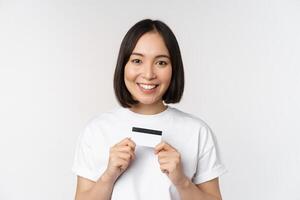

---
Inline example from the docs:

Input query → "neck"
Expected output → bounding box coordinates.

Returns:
[129,101,167,115]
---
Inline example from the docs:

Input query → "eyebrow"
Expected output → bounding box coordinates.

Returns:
[131,52,170,59]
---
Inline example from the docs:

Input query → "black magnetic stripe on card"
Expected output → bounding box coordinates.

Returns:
[132,127,162,136]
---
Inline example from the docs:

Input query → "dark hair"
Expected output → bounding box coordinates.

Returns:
[113,19,185,108]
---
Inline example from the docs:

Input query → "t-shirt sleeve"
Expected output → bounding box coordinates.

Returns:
[71,124,106,182]
[192,125,227,185]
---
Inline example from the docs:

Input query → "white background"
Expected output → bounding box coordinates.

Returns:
[0,0,299,199]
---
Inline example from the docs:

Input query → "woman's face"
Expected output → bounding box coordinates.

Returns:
[124,32,172,107]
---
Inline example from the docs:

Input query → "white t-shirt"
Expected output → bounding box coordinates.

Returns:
[72,106,227,199]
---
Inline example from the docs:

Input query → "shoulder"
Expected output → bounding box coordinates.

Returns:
[76,107,125,146]
[80,107,124,139]
[169,106,211,130]
[86,107,123,127]
[169,108,220,154]
[168,107,215,146]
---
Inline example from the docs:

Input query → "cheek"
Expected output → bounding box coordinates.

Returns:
[124,65,137,82]
[161,67,172,85]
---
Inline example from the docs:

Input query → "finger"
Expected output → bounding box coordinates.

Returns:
[116,152,134,161]
[126,138,136,150]
[159,164,169,174]
[157,151,173,159]
[154,141,165,154]
[115,137,131,146]
[111,145,135,160]
[158,157,169,165]
[118,148,136,160]
[116,138,136,151]
[159,150,179,157]
[112,158,130,171]
[115,146,133,153]
[154,141,174,154]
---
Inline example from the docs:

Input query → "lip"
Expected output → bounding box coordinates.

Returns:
[136,83,159,94]
[137,82,159,85]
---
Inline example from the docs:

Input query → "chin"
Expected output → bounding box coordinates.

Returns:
[136,98,160,105]
[138,101,157,105]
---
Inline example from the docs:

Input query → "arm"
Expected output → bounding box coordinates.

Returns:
[175,177,222,200]
[154,142,223,200]
[74,138,136,200]
[75,171,117,200]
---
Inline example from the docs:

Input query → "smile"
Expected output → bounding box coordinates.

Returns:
[137,83,159,93]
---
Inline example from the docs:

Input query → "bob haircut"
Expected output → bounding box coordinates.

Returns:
[113,19,185,108]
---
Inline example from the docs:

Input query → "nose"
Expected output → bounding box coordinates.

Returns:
[142,63,156,80]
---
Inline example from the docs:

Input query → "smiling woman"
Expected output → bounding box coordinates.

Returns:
[124,32,173,113]
[72,19,227,200]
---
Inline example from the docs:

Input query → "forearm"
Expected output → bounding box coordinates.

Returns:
[76,173,116,200]
[176,179,220,200]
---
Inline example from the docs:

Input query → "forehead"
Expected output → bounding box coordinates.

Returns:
[131,32,170,57]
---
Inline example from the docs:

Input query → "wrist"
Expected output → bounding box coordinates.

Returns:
[174,176,191,190]
[101,170,118,184]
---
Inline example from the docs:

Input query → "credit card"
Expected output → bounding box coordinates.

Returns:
[131,127,162,148]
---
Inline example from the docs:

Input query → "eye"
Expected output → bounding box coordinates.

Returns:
[156,60,168,66]
[131,59,142,64]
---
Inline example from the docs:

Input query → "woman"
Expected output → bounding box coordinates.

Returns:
[72,19,227,200]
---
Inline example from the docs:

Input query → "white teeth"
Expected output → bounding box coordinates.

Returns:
[139,84,157,90]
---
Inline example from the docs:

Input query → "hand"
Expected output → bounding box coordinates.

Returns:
[154,141,188,187]
[104,137,136,182]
